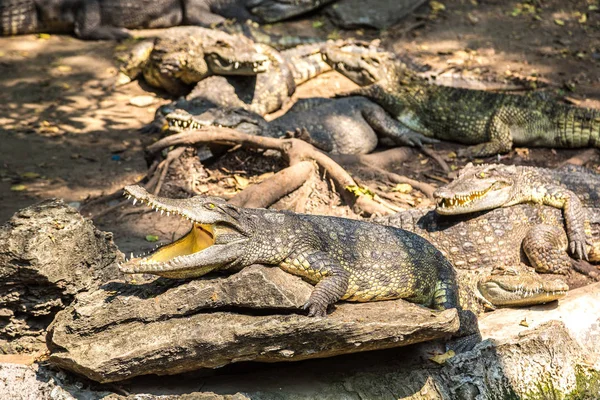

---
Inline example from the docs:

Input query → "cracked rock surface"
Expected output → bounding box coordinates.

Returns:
[0,200,121,354]
[47,265,459,383]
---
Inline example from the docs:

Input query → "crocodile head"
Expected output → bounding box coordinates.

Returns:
[477,271,568,309]
[204,41,271,75]
[322,43,394,86]
[248,0,337,23]
[119,186,251,279]
[165,108,266,135]
[434,163,519,215]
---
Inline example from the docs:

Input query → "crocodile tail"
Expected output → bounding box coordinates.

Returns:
[556,105,600,148]
[282,44,331,86]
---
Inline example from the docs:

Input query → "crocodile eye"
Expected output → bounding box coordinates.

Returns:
[205,203,216,210]
[478,172,486,178]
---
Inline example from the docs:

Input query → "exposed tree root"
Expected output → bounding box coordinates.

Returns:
[145,127,401,215]
[560,148,598,167]
[331,148,437,199]
[229,161,315,208]
[330,147,414,170]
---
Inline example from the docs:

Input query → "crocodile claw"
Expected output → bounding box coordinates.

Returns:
[303,300,327,317]
[399,132,439,148]
[569,238,590,261]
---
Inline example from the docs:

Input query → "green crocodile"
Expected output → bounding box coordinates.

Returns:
[165,97,438,154]
[1,0,336,39]
[322,45,600,158]
[118,26,271,96]
[434,163,600,262]
[119,185,484,348]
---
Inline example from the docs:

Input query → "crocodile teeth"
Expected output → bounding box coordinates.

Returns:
[132,199,137,205]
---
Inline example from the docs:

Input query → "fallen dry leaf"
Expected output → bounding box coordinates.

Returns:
[430,350,455,364]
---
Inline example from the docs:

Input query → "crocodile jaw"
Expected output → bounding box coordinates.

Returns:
[119,186,238,277]
[434,183,512,215]
[478,278,568,308]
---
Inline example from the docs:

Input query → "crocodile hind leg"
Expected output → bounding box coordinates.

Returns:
[457,111,513,157]
[522,224,571,274]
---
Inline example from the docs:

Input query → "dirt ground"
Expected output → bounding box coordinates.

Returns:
[1,0,599,257]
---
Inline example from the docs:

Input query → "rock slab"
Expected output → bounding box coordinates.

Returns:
[0,199,122,353]
[47,265,459,383]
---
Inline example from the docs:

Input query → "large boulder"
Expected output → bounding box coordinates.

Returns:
[47,265,460,383]
[0,200,122,353]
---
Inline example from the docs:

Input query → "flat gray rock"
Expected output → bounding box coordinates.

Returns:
[47,265,459,383]
[326,0,427,29]
[0,199,122,353]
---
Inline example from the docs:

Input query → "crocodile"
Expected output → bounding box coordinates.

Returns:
[118,26,271,96]
[165,97,439,154]
[375,203,599,296]
[1,0,336,39]
[117,187,578,347]
[142,41,332,133]
[119,185,483,347]
[434,163,600,261]
[322,45,600,158]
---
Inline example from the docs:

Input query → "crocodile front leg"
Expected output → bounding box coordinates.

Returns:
[362,102,440,148]
[281,250,350,317]
[522,224,572,274]
[535,186,591,260]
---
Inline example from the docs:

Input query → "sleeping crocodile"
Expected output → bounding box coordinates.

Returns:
[118,26,271,96]
[165,96,438,154]
[119,185,482,349]
[322,45,600,158]
[435,163,600,262]
[1,0,336,39]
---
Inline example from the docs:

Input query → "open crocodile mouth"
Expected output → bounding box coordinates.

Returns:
[209,55,270,74]
[166,113,204,132]
[436,186,493,211]
[121,188,215,271]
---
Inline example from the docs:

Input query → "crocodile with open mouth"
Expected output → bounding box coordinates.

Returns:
[322,45,600,158]
[433,163,600,262]
[119,185,483,349]
[117,187,576,351]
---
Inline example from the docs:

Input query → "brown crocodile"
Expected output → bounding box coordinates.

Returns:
[118,26,271,96]
[433,163,600,262]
